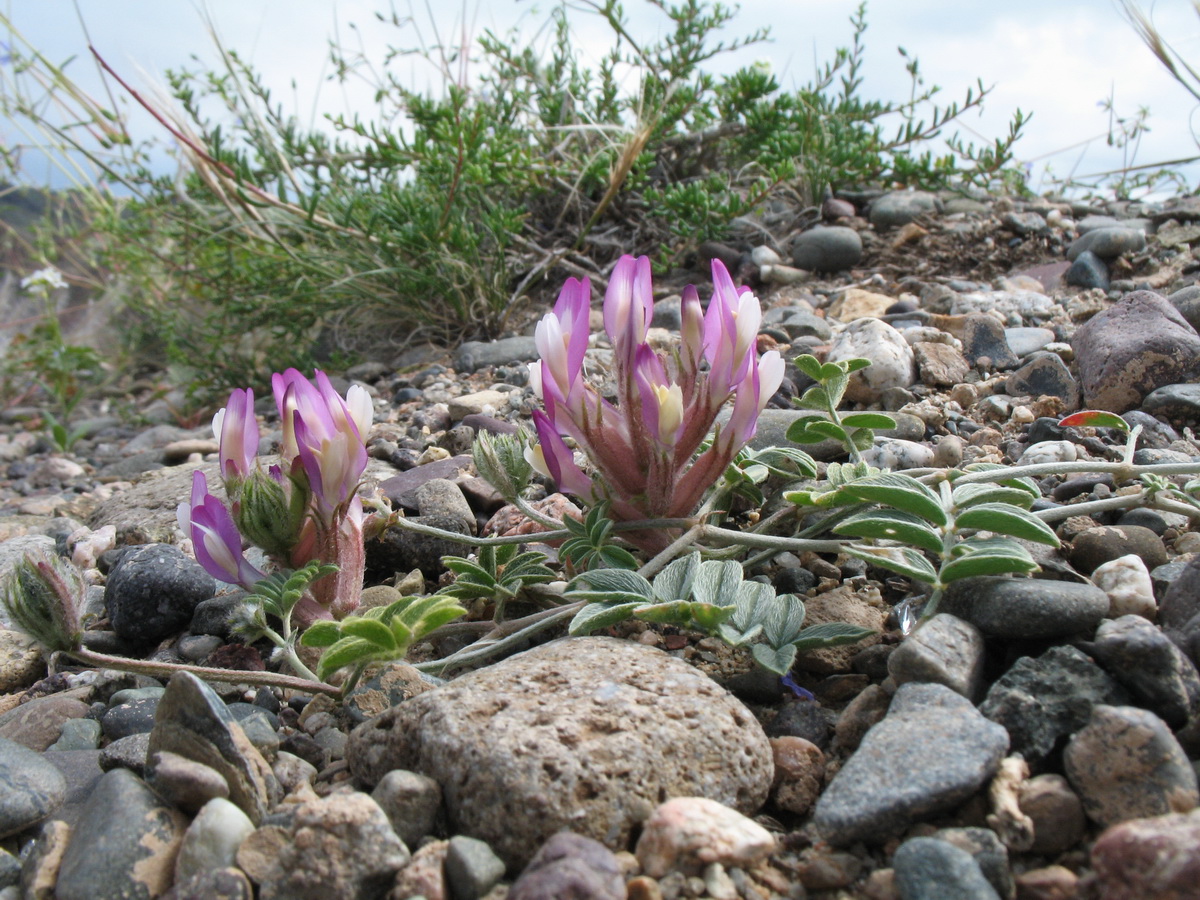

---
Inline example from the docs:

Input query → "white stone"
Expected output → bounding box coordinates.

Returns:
[448,390,509,420]
[1018,440,1077,466]
[826,318,915,403]
[862,439,935,471]
[636,797,776,878]
[175,798,255,883]
[1091,554,1157,620]
[750,245,782,266]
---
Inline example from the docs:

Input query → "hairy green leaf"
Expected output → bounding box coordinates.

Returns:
[752,643,797,675]
[790,622,875,653]
[954,503,1060,546]
[315,637,377,681]
[841,473,948,525]
[653,553,700,603]
[843,544,938,583]
[951,482,1036,511]
[568,601,642,635]
[841,412,897,429]
[833,509,945,553]
[300,620,341,648]
[690,559,744,607]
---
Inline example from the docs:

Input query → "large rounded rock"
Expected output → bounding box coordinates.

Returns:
[104,543,215,646]
[0,737,66,838]
[869,190,940,229]
[1091,809,1200,900]
[791,226,863,273]
[939,577,1109,640]
[1072,290,1200,413]
[346,637,773,869]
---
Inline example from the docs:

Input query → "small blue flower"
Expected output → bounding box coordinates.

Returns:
[780,672,815,702]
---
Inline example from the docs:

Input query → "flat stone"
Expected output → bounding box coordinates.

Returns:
[913,341,970,387]
[448,389,509,420]
[980,646,1129,768]
[0,737,66,838]
[0,694,90,751]
[147,672,280,825]
[813,683,1008,846]
[347,637,773,870]
[376,453,474,511]
[939,577,1109,640]
[54,768,186,900]
[1072,290,1200,413]
[146,750,231,813]
[828,288,892,321]
[870,190,940,229]
[1005,326,1056,357]
[1064,705,1198,828]
[456,336,540,372]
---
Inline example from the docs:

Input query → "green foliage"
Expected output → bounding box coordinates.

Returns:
[0,3,1026,398]
[437,544,556,618]
[566,551,873,674]
[559,502,641,574]
[232,561,341,644]
[786,354,897,469]
[300,592,467,684]
[791,466,1059,616]
[0,551,84,656]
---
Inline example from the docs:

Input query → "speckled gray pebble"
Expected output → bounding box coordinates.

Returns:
[104,543,215,647]
[1067,226,1146,260]
[892,837,1001,900]
[886,614,986,700]
[813,683,1008,846]
[1090,615,1200,726]
[980,645,1128,768]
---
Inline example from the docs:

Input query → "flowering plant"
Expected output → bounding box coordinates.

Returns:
[177,368,373,624]
[526,255,784,551]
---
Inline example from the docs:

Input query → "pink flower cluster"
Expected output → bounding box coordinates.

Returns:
[177,369,372,619]
[527,255,783,550]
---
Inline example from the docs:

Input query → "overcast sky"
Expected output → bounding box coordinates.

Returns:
[4,0,1200,197]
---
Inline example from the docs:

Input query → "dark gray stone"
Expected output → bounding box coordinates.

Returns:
[1004,354,1080,406]
[979,645,1129,768]
[1000,211,1048,236]
[148,671,280,825]
[1072,290,1200,413]
[1091,615,1200,727]
[1121,410,1180,449]
[1162,556,1200,631]
[960,315,1020,369]
[0,737,66,838]
[812,683,1008,846]
[446,835,507,900]
[101,695,161,740]
[54,768,186,900]
[1143,383,1200,418]
[366,514,473,580]
[377,454,475,511]
[1067,226,1147,260]
[790,226,863,272]
[1068,525,1168,575]
[189,594,244,638]
[1065,250,1110,290]
[415,478,476,535]
[104,543,216,647]
[1114,508,1167,534]
[0,848,17,890]
[509,832,626,900]
[456,336,540,372]
[163,868,253,900]
[892,837,1001,900]
[870,190,941,229]
[650,296,682,330]
[939,577,1109,640]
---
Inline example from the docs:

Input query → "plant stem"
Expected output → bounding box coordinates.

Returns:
[64,647,340,696]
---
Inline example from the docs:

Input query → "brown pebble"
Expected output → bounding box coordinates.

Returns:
[625,875,664,900]
[1015,865,1078,900]
[770,736,826,816]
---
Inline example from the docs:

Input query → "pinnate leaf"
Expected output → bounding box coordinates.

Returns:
[833,509,945,553]
[954,503,1060,546]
